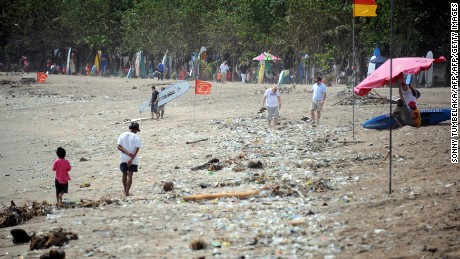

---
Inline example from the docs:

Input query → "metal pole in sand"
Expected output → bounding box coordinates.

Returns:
[388,0,394,194]
[352,13,356,140]
[194,80,196,123]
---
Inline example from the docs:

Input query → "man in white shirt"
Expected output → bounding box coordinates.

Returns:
[306,76,327,125]
[220,61,229,83]
[117,122,142,196]
[262,85,282,128]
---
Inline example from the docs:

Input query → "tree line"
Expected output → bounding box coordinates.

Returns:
[0,0,450,82]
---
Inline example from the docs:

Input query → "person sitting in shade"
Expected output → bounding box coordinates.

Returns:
[399,79,421,127]
[392,99,414,128]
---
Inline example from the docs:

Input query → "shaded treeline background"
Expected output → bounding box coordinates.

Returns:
[0,0,451,82]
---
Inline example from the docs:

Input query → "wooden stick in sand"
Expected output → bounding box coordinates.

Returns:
[337,140,366,145]
[186,138,208,144]
[183,189,259,202]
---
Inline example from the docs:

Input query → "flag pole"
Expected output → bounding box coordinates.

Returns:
[388,0,394,194]
[352,12,356,140]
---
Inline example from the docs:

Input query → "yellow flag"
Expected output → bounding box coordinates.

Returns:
[353,0,377,17]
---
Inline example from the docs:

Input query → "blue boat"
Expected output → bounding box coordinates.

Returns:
[362,108,451,130]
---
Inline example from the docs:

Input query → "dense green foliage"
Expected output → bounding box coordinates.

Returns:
[0,0,451,79]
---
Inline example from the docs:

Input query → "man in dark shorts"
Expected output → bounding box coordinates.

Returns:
[149,86,160,120]
[117,122,142,196]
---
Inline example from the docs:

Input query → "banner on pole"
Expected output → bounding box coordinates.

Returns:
[195,80,212,95]
[353,0,377,17]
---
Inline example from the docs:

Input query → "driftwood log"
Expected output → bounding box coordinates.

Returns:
[183,189,259,201]
[186,138,208,144]
[287,219,307,226]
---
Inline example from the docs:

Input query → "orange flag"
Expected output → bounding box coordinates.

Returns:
[353,0,377,17]
[195,80,212,95]
[36,72,48,83]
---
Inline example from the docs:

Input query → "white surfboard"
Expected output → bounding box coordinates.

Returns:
[405,74,413,85]
[367,55,376,76]
[139,81,190,112]
[367,48,381,77]
[66,47,71,75]
[123,118,149,124]
[418,70,424,85]
[162,51,169,69]
[425,51,433,87]
[278,70,289,86]
[135,51,141,78]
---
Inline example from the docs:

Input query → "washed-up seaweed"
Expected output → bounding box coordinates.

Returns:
[333,89,397,106]
[30,228,78,250]
[0,200,52,228]
[191,158,219,171]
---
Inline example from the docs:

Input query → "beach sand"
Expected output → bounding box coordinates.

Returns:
[0,73,458,258]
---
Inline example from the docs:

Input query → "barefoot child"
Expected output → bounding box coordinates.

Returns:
[52,147,72,204]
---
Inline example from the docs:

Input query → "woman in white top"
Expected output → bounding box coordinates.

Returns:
[398,79,421,127]
[399,80,418,109]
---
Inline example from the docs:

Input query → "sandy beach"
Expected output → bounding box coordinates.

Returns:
[0,73,458,258]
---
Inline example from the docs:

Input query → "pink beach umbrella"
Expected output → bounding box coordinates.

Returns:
[253,52,281,61]
[354,56,446,96]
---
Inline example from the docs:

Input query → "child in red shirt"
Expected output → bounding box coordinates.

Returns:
[52,147,72,205]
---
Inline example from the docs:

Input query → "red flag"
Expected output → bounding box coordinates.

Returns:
[195,80,212,95]
[36,72,48,83]
[353,0,377,17]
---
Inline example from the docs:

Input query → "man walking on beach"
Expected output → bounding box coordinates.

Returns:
[220,61,229,83]
[240,62,248,84]
[262,85,281,128]
[149,86,160,120]
[158,62,164,81]
[306,76,327,125]
[117,122,142,196]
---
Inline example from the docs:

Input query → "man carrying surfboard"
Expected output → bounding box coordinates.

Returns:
[149,86,160,120]
[158,87,166,119]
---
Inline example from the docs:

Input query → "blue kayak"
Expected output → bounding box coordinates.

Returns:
[362,108,451,130]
